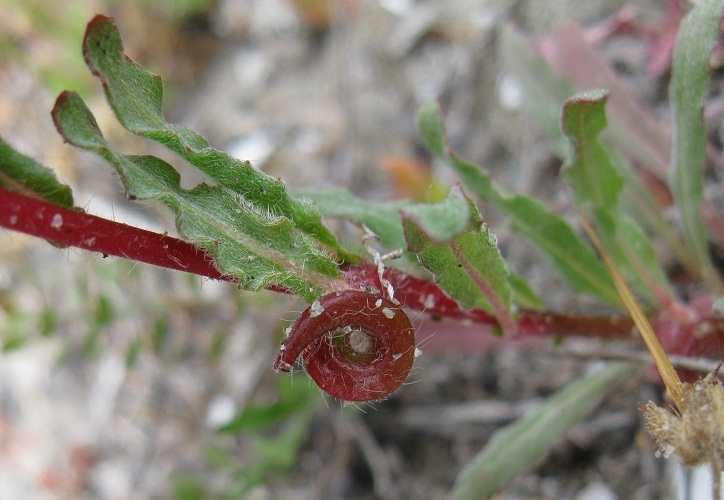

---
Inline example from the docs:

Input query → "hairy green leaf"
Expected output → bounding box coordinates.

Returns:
[417,102,619,306]
[299,189,408,252]
[81,15,355,265]
[449,363,638,499]
[668,0,724,291]
[402,185,513,329]
[299,188,427,274]
[305,188,542,308]
[0,136,74,207]
[52,91,342,301]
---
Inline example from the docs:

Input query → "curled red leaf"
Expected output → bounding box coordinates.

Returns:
[274,290,416,401]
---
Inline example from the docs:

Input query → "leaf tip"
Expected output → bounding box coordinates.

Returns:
[82,14,122,73]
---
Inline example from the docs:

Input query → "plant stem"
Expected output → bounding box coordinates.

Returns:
[2,186,720,354]
[0,186,229,281]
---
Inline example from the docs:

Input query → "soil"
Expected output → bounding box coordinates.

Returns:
[0,0,719,498]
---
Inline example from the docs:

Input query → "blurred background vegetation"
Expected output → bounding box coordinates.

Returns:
[0,0,694,498]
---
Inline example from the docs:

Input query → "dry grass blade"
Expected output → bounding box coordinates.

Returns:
[577,213,682,405]
[579,213,723,498]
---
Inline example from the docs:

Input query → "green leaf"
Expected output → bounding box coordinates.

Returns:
[561,90,623,212]
[52,91,343,301]
[173,475,208,500]
[498,24,697,281]
[417,102,619,306]
[150,315,170,354]
[39,308,57,337]
[92,293,114,329]
[449,363,638,499]
[125,336,142,368]
[562,91,673,304]
[219,377,316,434]
[668,0,724,291]
[605,146,699,280]
[299,189,432,275]
[418,103,500,203]
[402,185,513,329]
[0,136,74,207]
[253,416,310,469]
[504,196,620,305]
[81,14,356,265]
[217,377,318,495]
[506,273,544,311]
[299,189,408,252]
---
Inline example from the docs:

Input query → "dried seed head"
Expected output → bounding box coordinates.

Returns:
[639,370,723,468]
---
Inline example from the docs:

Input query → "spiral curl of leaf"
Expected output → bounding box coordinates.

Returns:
[274,290,416,401]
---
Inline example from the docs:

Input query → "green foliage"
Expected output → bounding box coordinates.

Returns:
[0,0,215,96]
[0,136,74,207]
[402,185,512,321]
[497,23,699,282]
[561,91,672,305]
[445,2,724,494]
[53,90,343,302]
[417,102,621,306]
[668,0,724,292]
[82,16,356,266]
[562,90,623,211]
[1,7,723,498]
[0,283,63,351]
[124,336,142,368]
[178,377,320,497]
[150,315,170,354]
[39,308,57,337]
[43,15,370,302]
[84,293,114,355]
[449,363,638,499]
[300,189,409,255]
[219,376,317,434]
[0,0,95,96]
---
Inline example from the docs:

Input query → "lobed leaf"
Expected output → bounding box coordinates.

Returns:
[0,136,74,208]
[498,23,698,282]
[81,15,356,265]
[305,189,541,308]
[449,363,638,499]
[534,23,672,177]
[562,91,673,304]
[561,90,623,212]
[401,185,514,331]
[417,102,620,306]
[52,91,342,301]
[668,0,724,291]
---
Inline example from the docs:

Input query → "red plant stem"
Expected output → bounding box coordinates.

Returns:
[342,260,637,340]
[274,290,416,401]
[0,186,689,343]
[0,187,230,281]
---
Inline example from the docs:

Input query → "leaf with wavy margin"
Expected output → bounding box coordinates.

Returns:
[81,14,356,265]
[52,91,343,302]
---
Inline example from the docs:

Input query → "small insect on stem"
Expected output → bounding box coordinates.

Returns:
[273,290,416,401]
